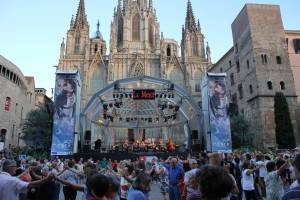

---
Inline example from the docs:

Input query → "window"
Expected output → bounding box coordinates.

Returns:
[0,65,2,74]
[229,60,232,67]
[230,73,235,86]
[286,38,289,48]
[167,45,171,57]
[238,84,243,99]
[74,35,80,54]
[280,81,285,90]
[267,81,273,90]
[2,67,6,76]
[235,43,238,53]
[261,54,268,64]
[5,97,11,111]
[94,44,98,53]
[249,85,253,94]
[195,83,201,92]
[247,60,250,69]
[276,56,282,64]
[236,61,240,73]
[148,18,154,48]
[293,39,300,54]
[132,13,140,41]
[220,67,223,72]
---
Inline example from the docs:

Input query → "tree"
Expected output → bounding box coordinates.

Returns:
[230,115,250,148]
[274,92,295,149]
[22,107,52,150]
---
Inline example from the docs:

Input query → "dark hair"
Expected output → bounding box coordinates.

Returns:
[68,160,75,168]
[90,173,109,198]
[266,161,276,172]
[132,173,152,193]
[197,166,233,199]
[126,164,134,175]
[242,161,250,170]
[106,175,120,193]
[293,154,300,172]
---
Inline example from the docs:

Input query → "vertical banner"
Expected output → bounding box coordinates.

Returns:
[51,73,78,155]
[202,73,232,152]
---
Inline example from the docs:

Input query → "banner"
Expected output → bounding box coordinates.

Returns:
[203,73,232,152]
[51,73,78,155]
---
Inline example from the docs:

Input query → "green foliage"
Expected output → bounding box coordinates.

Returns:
[21,107,52,150]
[274,92,295,149]
[230,115,251,148]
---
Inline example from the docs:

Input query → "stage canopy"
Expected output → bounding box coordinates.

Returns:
[80,76,202,129]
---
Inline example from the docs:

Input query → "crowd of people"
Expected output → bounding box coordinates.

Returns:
[1,151,300,200]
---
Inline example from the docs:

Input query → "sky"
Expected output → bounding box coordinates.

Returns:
[0,0,299,97]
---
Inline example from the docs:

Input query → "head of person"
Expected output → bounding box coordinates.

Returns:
[132,173,152,194]
[209,153,222,167]
[2,159,18,175]
[89,173,109,200]
[190,159,198,169]
[242,161,252,170]
[197,166,233,200]
[105,175,120,199]
[170,157,178,168]
[266,161,276,173]
[68,160,75,168]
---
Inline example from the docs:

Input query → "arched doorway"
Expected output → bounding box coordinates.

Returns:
[80,76,203,153]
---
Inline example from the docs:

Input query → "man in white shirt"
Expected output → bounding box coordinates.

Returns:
[0,159,53,200]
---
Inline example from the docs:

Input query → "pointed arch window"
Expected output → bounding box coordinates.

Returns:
[148,18,154,47]
[132,14,140,41]
[117,16,123,45]
[280,81,285,90]
[267,81,273,90]
[167,45,171,57]
[94,44,98,53]
[74,35,80,54]
[191,35,198,56]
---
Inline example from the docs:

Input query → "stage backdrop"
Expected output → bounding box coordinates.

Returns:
[202,73,232,152]
[51,73,79,155]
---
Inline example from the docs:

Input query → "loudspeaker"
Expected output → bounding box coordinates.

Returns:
[191,130,198,140]
[83,131,91,152]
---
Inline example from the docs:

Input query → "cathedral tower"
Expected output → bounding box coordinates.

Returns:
[181,0,206,63]
[110,0,160,54]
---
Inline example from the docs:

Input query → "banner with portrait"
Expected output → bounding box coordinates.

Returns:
[51,73,78,155]
[202,73,232,152]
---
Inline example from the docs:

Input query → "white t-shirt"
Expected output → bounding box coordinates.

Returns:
[256,160,267,178]
[184,168,199,184]
[242,169,255,191]
[0,172,29,200]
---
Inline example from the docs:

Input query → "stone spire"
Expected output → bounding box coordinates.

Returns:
[74,0,88,29]
[197,19,201,31]
[70,15,74,28]
[95,20,103,39]
[60,37,65,59]
[185,0,197,31]
[206,42,211,63]
[117,0,122,15]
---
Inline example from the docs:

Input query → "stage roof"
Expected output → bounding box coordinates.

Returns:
[80,76,201,128]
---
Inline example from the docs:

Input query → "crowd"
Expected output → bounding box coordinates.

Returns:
[1,151,300,200]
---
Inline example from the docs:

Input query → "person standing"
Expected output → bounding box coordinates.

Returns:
[163,157,184,200]
[0,159,53,200]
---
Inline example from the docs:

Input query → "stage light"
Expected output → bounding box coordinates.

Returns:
[164,118,168,122]
[155,93,159,98]
[175,105,180,111]
[113,94,116,98]
[173,115,177,120]
[109,103,113,108]
[141,117,144,121]
[148,118,152,123]
[171,93,174,98]
[164,94,167,98]
[125,93,128,98]
[134,117,137,121]
[116,94,119,98]
[160,93,163,98]
[114,83,119,90]
[119,117,122,121]
[126,118,130,122]
[169,83,174,90]
[103,104,108,110]
[168,94,171,98]
[120,94,123,98]
[129,93,132,98]
[156,117,159,122]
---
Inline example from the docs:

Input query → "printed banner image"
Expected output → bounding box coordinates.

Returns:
[207,75,232,152]
[51,74,77,155]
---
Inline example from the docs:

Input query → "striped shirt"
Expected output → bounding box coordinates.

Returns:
[282,185,300,200]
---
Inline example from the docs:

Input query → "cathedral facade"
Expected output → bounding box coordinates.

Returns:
[57,0,211,148]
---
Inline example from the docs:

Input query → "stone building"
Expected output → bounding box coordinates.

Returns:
[0,55,36,149]
[286,30,300,139]
[35,88,53,113]
[210,4,299,148]
[57,0,210,146]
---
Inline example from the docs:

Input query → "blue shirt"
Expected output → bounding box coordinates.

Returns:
[127,188,148,200]
[163,164,184,186]
[282,185,300,200]
[60,169,79,184]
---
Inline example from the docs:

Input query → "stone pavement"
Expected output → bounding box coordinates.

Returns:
[59,182,164,200]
